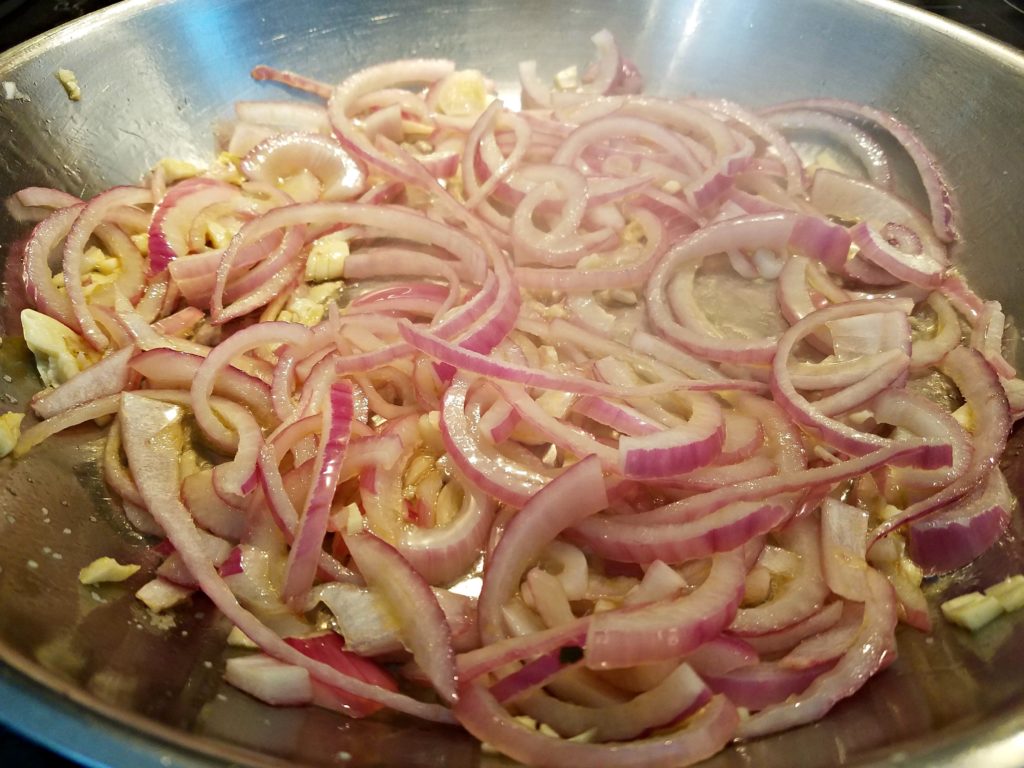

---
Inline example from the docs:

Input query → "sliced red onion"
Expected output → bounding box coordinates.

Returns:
[772,99,958,242]
[396,483,495,586]
[568,500,790,565]
[148,178,240,273]
[344,532,457,703]
[585,440,936,530]
[702,660,831,712]
[328,58,455,171]
[872,346,1011,551]
[683,635,758,676]
[780,601,865,670]
[119,393,454,722]
[63,186,152,349]
[971,301,1017,379]
[281,382,353,604]
[736,568,897,738]
[20,203,81,328]
[517,663,711,741]
[132,347,273,422]
[250,65,333,99]
[6,186,81,222]
[285,633,400,718]
[809,169,947,273]
[850,221,944,288]
[235,100,331,132]
[820,498,871,601]
[181,469,247,541]
[489,648,583,704]
[740,600,845,657]
[402,321,752,398]
[440,378,552,507]
[585,547,747,669]
[646,213,806,365]
[30,345,134,420]
[454,682,738,768]
[907,467,1012,575]
[192,321,311,450]
[764,107,893,188]
[873,388,971,492]
[617,395,724,479]
[242,132,367,201]
[772,298,939,458]
[730,516,829,636]
[478,455,608,644]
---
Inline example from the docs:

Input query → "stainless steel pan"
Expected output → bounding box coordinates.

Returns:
[2,1,1024,765]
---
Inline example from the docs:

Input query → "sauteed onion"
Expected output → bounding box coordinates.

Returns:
[5,30,1022,767]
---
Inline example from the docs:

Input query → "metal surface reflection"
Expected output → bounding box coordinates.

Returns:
[1,1,1024,766]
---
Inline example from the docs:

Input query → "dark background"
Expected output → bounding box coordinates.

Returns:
[1,0,1023,765]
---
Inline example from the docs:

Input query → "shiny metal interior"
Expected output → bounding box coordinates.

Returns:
[2,0,1024,765]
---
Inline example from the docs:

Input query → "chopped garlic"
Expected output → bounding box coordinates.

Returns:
[130,233,149,255]
[661,179,683,195]
[536,390,575,419]
[404,454,436,488]
[340,503,365,535]
[0,413,25,458]
[578,254,610,274]
[846,409,875,427]
[2,81,30,102]
[417,410,444,453]
[877,504,903,522]
[593,598,618,613]
[227,626,259,648]
[985,575,1024,612]
[941,591,1003,631]
[401,119,435,136]
[211,152,244,184]
[278,168,322,202]
[899,557,924,588]
[278,297,325,327]
[436,70,489,116]
[83,246,119,276]
[21,308,98,387]
[135,579,191,612]
[306,281,343,305]
[157,158,202,183]
[78,557,140,585]
[538,345,560,368]
[554,65,580,90]
[305,233,350,282]
[205,220,235,249]
[952,403,974,431]
[599,288,639,306]
[55,68,81,101]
